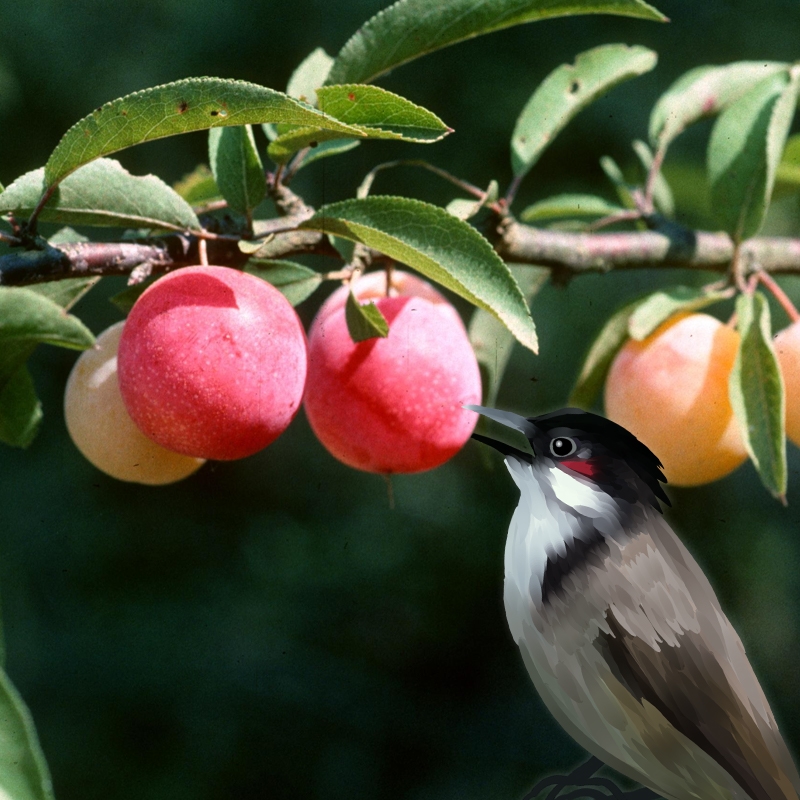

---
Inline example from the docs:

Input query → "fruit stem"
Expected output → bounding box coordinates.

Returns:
[757,269,800,323]
[385,261,395,296]
[198,237,209,266]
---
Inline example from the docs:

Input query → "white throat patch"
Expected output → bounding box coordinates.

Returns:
[503,457,620,610]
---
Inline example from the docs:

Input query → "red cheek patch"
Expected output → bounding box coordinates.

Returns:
[561,459,600,478]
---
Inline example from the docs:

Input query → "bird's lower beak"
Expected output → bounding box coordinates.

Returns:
[464,404,535,459]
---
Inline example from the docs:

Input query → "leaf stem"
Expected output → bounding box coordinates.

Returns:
[586,209,643,232]
[504,175,523,207]
[357,159,486,201]
[24,184,57,234]
[643,144,667,212]
[757,269,800,323]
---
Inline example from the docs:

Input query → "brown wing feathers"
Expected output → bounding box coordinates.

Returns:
[600,527,800,800]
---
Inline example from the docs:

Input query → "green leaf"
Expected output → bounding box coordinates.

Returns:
[0,288,95,351]
[600,155,636,209]
[44,77,362,187]
[47,227,88,245]
[0,283,96,449]
[511,44,656,180]
[0,366,42,448]
[317,85,451,142]
[469,265,548,405]
[520,193,624,222]
[208,125,265,215]
[299,138,361,169]
[287,47,334,104]
[267,85,450,164]
[631,139,674,216]
[0,667,55,799]
[30,277,99,311]
[570,299,640,408]
[0,160,201,231]
[173,164,221,206]
[245,259,322,306]
[327,0,666,85]
[109,279,155,315]
[776,133,800,189]
[345,291,390,342]
[708,67,799,241]
[328,235,356,263]
[729,291,786,500]
[627,286,730,340]
[299,196,538,353]
[267,127,357,165]
[649,61,788,151]
[445,180,499,221]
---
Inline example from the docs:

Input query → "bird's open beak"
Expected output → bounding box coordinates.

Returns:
[464,404,535,459]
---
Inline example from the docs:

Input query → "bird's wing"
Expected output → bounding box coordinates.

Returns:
[598,518,800,800]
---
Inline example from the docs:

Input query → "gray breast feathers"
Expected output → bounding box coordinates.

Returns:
[507,508,800,800]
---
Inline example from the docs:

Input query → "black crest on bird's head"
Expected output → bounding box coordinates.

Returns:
[529,408,670,511]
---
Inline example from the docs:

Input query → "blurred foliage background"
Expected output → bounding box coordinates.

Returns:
[1,1,800,798]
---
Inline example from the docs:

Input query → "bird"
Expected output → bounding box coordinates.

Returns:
[466,404,800,800]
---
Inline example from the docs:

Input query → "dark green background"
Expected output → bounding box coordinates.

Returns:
[2,2,800,798]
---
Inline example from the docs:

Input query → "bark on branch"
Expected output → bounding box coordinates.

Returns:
[496,221,800,275]
[3,216,800,287]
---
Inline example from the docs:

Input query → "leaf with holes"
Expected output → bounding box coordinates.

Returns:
[649,61,787,152]
[208,125,265,215]
[267,127,356,165]
[299,196,538,353]
[627,286,730,340]
[299,138,361,170]
[0,160,200,231]
[268,85,450,163]
[317,85,451,142]
[469,265,548,405]
[729,292,786,500]
[521,193,624,222]
[245,260,322,306]
[44,77,362,188]
[708,67,800,241]
[512,44,656,180]
[327,0,665,85]
[345,291,390,342]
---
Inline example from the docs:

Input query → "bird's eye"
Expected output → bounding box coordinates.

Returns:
[550,437,577,458]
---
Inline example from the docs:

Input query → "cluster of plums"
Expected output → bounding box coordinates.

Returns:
[65,265,800,488]
[64,265,482,484]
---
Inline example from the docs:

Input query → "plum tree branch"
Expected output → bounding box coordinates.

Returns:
[3,214,800,287]
[496,220,800,275]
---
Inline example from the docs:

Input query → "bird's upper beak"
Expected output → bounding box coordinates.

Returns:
[464,404,535,459]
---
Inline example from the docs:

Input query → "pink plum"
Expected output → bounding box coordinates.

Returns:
[304,270,482,474]
[118,265,307,460]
